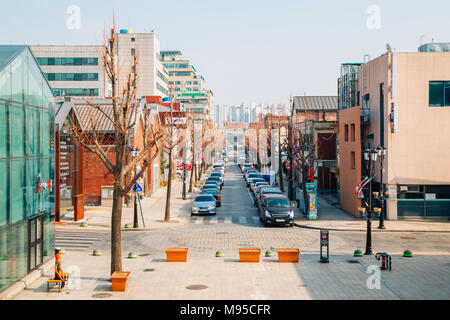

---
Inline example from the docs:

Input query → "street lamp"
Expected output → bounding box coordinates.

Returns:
[376,146,387,229]
[359,147,381,255]
[131,147,140,228]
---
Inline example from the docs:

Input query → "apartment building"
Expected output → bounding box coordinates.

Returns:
[30,30,169,99]
[160,50,213,119]
[338,45,450,219]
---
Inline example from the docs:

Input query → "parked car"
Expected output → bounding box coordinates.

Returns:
[202,182,220,192]
[245,172,261,185]
[255,187,283,206]
[253,181,269,195]
[246,173,263,186]
[249,178,266,194]
[202,188,222,207]
[206,176,223,189]
[258,194,294,227]
[192,194,217,216]
[210,172,224,186]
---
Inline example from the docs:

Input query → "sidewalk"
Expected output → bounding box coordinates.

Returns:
[276,173,450,233]
[58,178,199,231]
[294,194,450,233]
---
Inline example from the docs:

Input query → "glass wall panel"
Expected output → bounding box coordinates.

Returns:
[0,160,8,226]
[41,110,50,155]
[10,159,26,223]
[26,106,39,156]
[25,158,39,218]
[0,65,11,100]
[0,100,8,158]
[11,52,27,104]
[43,212,54,259]
[28,54,43,107]
[11,103,25,157]
[429,81,444,107]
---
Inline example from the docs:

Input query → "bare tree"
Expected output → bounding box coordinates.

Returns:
[161,86,184,222]
[68,18,161,274]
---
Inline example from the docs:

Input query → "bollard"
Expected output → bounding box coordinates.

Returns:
[403,250,412,257]
[265,250,274,257]
[320,230,329,263]
[354,249,363,257]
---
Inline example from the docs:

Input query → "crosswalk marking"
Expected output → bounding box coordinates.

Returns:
[187,215,261,226]
[55,229,107,252]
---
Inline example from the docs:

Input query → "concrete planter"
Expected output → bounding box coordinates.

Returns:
[277,248,300,263]
[239,248,261,263]
[166,248,189,262]
[110,271,131,292]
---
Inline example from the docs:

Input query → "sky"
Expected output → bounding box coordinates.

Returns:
[1,0,449,105]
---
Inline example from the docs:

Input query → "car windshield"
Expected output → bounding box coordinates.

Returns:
[256,182,268,186]
[252,179,265,183]
[195,195,215,202]
[204,190,218,195]
[207,177,220,181]
[266,198,290,207]
[211,173,222,176]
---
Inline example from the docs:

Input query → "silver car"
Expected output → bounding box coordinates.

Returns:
[192,194,217,216]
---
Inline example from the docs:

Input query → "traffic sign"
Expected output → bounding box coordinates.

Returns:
[133,183,142,193]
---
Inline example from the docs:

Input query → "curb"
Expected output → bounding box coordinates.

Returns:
[0,257,55,300]
[294,223,450,233]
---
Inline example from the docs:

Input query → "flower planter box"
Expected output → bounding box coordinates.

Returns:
[277,248,300,263]
[166,248,189,262]
[238,248,261,263]
[110,271,131,292]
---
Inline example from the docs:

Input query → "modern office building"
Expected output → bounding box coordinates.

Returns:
[338,46,450,219]
[0,45,55,292]
[30,45,108,98]
[30,30,169,99]
[160,50,213,118]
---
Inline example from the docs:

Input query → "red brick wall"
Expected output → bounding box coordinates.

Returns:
[83,149,115,205]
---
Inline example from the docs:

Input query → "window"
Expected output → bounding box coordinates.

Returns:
[351,152,355,170]
[131,48,136,56]
[429,81,450,106]
[344,124,349,141]
[131,38,135,42]
[37,57,98,66]
[45,73,98,81]
[351,124,355,141]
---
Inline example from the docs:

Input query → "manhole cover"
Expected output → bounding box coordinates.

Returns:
[144,268,155,272]
[186,285,208,290]
[139,254,151,257]
[400,237,416,240]
[92,293,112,299]
[347,260,360,264]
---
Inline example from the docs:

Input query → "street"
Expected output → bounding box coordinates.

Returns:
[12,164,450,300]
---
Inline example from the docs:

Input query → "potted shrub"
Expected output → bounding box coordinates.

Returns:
[110,271,131,292]
[166,248,189,262]
[277,248,300,263]
[238,248,260,263]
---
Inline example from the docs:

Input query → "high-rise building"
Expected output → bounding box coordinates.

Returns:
[30,30,169,99]
[160,50,213,119]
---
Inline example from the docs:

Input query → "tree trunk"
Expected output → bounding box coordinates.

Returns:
[278,130,284,192]
[302,165,309,215]
[110,184,123,274]
[164,148,173,222]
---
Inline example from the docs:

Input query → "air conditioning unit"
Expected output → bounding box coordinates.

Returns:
[399,186,408,192]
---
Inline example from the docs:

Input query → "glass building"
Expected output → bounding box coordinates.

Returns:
[0,45,55,292]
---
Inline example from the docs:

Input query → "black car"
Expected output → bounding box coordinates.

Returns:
[255,187,283,206]
[258,194,294,227]
[202,188,222,207]
[210,172,224,186]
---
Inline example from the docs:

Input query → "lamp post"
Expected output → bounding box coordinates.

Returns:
[360,148,380,255]
[377,146,387,229]
[131,147,140,228]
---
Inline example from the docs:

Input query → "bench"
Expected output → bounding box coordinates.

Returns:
[46,273,70,292]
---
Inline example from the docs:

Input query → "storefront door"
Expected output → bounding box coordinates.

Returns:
[27,214,44,272]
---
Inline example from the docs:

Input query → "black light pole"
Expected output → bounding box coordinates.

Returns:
[131,147,139,228]
[182,146,187,200]
[377,146,386,229]
[363,148,378,255]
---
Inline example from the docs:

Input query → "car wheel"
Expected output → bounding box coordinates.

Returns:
[290,223,294,227]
